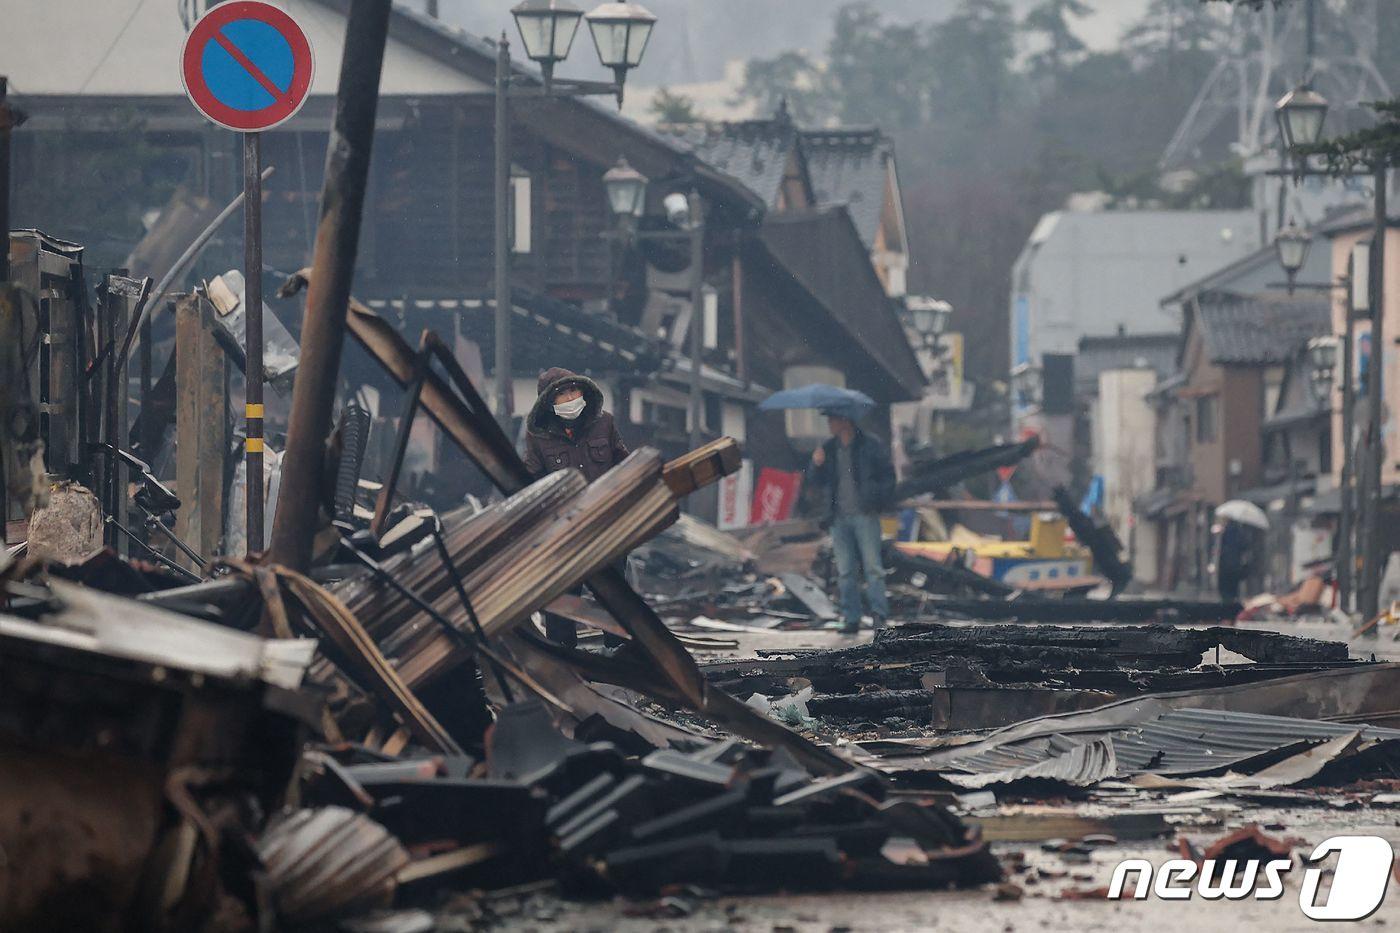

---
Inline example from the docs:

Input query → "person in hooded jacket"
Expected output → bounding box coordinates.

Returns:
[523,367,629,483]
[523,367,630,647]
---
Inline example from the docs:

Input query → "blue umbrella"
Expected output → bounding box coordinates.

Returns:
[758,384,875,420]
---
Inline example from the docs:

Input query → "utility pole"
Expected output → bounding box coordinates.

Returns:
[270,0,392,572]
[1339,280,1356,610]
[1359,162,1388,622]
[687,190,705,453]
[493,35,514,430]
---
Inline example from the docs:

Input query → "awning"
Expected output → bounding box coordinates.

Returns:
[1308,483,1400,515]
[1236,477,1315,508]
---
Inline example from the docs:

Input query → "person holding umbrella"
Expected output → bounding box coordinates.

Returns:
[1214,500,1267,603]
[760,386,894,634]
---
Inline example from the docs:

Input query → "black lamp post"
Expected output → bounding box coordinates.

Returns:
[1277,82,1389,623]
[493,1,657,428]
[1275,220,1312,294]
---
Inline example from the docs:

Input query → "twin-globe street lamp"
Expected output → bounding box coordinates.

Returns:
[493,1,657,425]
[1275,80,1389,621]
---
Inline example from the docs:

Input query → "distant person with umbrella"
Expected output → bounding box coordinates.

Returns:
[1214,500,1267,602]
[761,385,894,633]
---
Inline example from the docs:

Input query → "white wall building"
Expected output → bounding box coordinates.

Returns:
[1010,208,1260,372]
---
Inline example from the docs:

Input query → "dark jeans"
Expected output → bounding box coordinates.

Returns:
[831,513,890,627]
[544,556,632,648]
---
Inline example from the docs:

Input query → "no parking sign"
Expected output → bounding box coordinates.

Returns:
[180,1,313,132]
[179,0,312,553]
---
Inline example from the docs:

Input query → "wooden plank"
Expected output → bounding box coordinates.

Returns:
[173,296,227,569]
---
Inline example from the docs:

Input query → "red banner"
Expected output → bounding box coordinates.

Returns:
[751,468,802,525]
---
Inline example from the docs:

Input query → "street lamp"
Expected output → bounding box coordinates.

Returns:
[511,0,584,89]
[1275,85,1329,155]
[1307,335,1338,404]
[603,157,647,221]
[1275,220,1312,294]
[584,2,657,96]
[1011,362,1042,409]
[907,297,952,345]
[492,4,657,430]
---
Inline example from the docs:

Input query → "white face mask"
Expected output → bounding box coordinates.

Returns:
[553,396,587,420]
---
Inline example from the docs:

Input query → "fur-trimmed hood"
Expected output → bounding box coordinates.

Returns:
[526,367,606,438]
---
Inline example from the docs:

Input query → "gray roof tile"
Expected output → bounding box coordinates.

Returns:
[1195,292,1331,365]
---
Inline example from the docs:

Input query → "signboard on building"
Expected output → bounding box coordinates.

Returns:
[751,468,802,526]
[717,460,753,530]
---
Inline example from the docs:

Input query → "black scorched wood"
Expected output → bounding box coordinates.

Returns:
[908,597,1242,625]
[895,437,1039,500]
[1052,485,1132,595]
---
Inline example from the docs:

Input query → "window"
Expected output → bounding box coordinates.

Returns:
[642,400,688,435]
[1195,396,1218,444]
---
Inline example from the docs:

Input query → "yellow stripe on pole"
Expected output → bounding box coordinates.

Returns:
[246,403,265,419]
[246,437,265,453]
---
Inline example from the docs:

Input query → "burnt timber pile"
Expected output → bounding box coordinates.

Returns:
[705,623,1366,734]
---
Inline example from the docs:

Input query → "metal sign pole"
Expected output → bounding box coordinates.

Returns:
[244,130,265,554]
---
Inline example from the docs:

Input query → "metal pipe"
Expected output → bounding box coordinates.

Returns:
[493,34,514,429]
[687,190,705,453]
[269,0,392,572]
[116,164,275,372]
[1339,283,1356,610]
[0,76,16,283]
[1360,161,1388,623]
[244,131,265,554]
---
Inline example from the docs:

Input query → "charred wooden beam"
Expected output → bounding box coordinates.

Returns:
[895,437,1039,500]
[906,597,1241,625]
[1052,486,1131,596]
[884,543,1017,599]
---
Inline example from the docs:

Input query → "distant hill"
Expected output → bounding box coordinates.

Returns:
[423,0,1148,87]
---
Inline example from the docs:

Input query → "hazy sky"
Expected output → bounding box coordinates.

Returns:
[428,0,1152,87]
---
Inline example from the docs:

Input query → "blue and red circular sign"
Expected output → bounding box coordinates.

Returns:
[181,1,314,132]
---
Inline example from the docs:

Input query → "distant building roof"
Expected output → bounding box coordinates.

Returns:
[1193,292,1331,366]
[1075,332,1179,395]
[658,106,810,209]
[801,128,893,249]
[757,206,924,399]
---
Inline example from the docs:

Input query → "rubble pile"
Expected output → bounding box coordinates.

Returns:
[0,302,1003,930]
[712,622,1362,733]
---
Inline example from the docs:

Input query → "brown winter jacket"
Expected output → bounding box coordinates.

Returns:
[522,367,629,484]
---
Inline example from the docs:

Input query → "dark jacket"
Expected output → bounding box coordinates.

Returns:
[522,367,629,483]
[805,429,896,520]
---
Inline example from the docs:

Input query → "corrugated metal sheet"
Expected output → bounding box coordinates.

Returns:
[940,708,1400,785]
[1112,708,1400,776]
[943,736,1115,789]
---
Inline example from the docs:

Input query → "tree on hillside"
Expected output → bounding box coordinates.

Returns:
[1124,0,1226,66]
[824,3,935,128]
[927,0,1020,131]
[649,88,703,124]
[1022,0,1092,84]
[739,50,832,126]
